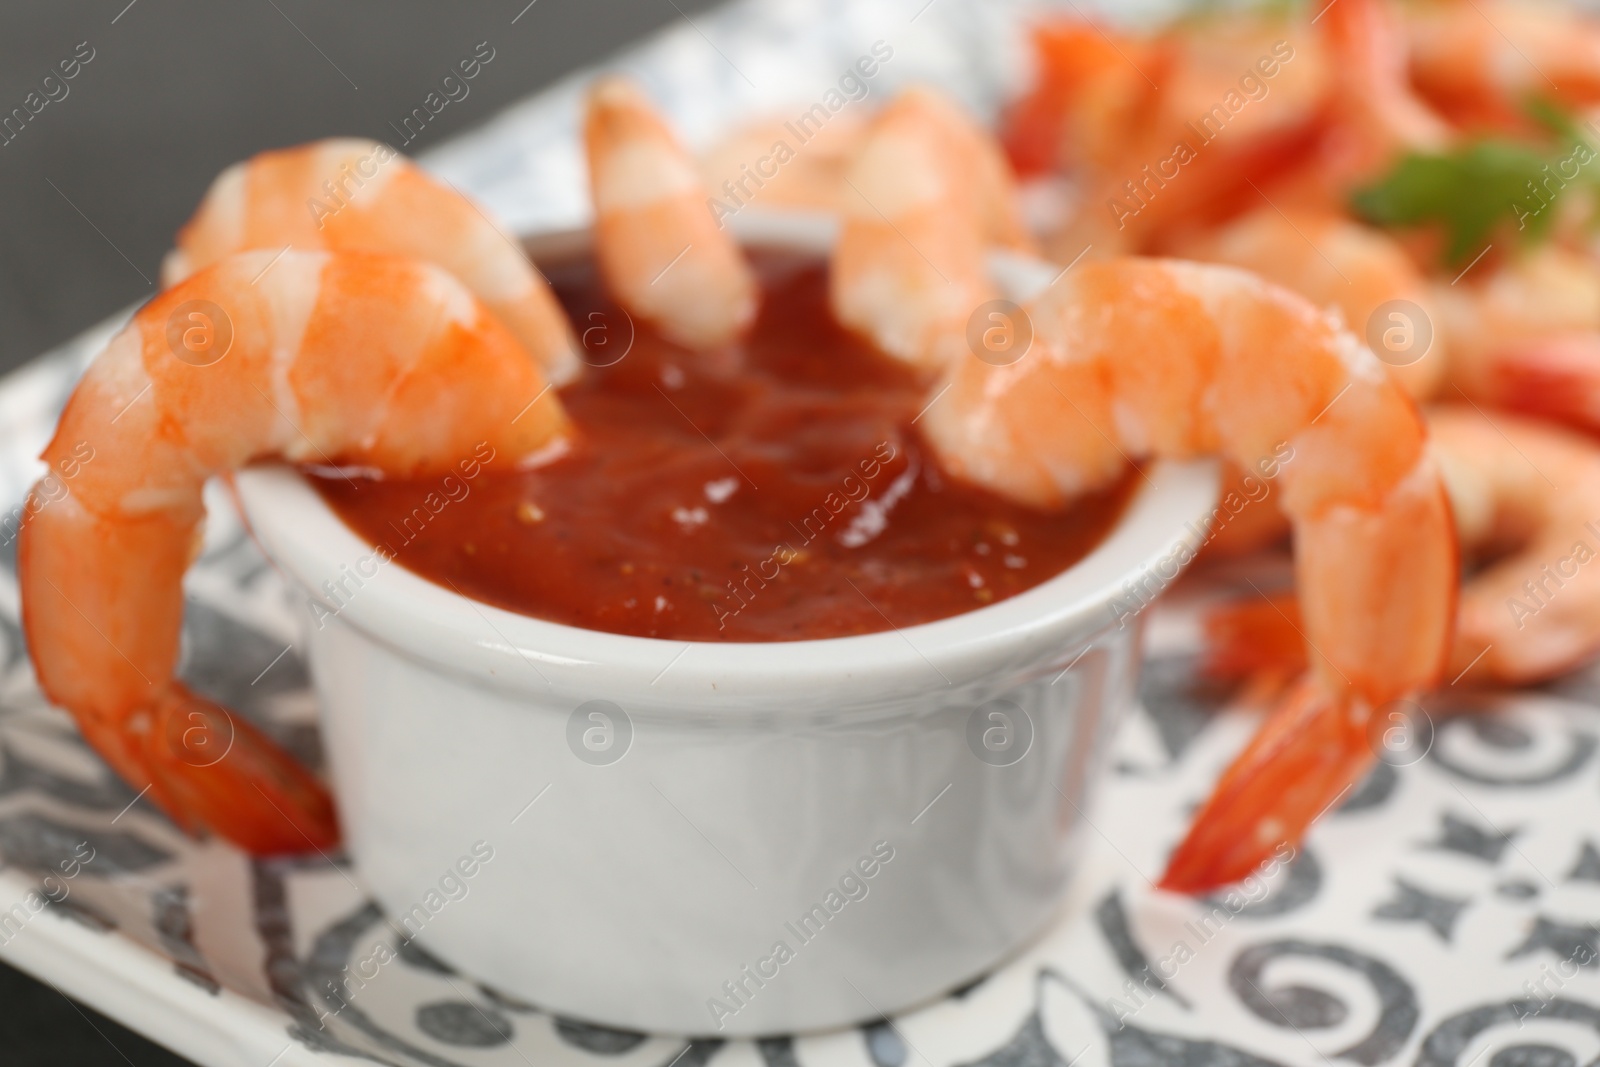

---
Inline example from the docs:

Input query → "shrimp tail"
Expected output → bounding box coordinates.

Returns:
[142,685,338,853]
[1200,591,1309,682]
[21,510,339,852]
[1158,675,1375,893]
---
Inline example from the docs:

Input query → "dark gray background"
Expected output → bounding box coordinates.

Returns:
[0,0,720,377]
[0,1,717,1063]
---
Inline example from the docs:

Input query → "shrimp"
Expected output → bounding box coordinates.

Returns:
[702,96,1032,254]
[1181,0,1445,227]
[162,139,580,386]
[924,90,1037,256]
[1174,205,1446,400]
[1002,20,1152,179]
[1025,0,1449,260]
[583,78,758,351]
[1171,206,1447,558]
[1029,10,1334,258]
[1312,0,1450,180]
[1433,245,1600,431]
[1171,204,1600,437]
[1205,406,1600,689]
[917,258,1456,891]
[831,87,1032,370]
[699,112,868,215]
[19,250,570,854]
[1436,406,1600,682]
[1406,0,1600,129]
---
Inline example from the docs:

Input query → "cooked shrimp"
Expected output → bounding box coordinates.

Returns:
[1003,20,1151,178]
[1175,0,1444,231]
[1313,0,1450,180]
[584,78,758,350]
[1205,406,1600,689]
[701,98,1032,253]
[699,112,868,215]
[920,90,1036,256]
[162,138,580,386]
[1434,245,1600,430]
[831,87,1031,370]
[1027,0,1450,260]
[919,258,1456,891]
[1437,406,1600,682]
[20,250,570,854]
[1173,209,1600,436]
[1030,11,1334,258]
[1406,0,1600,128]
[1175,206,1446,399]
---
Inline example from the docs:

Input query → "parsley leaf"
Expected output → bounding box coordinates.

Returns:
[1526,94,1586,142]
[1350,139,1559,265]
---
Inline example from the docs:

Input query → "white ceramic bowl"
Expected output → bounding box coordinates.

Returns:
[234,214,1218,1037]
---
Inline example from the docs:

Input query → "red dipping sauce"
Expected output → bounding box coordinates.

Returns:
[312,251,1134,641]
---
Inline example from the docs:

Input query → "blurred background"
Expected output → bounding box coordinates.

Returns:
[0,0,720,379]
[0,1,716,1062]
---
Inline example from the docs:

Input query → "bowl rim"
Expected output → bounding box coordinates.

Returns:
[234,210,1220,709]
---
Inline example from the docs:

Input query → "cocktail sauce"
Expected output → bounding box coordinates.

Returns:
[312,251,1133,641]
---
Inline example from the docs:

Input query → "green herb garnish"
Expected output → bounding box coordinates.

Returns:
[1351,140,1559,264]
[1350,98,1600,267]
[1526,94,1586,142]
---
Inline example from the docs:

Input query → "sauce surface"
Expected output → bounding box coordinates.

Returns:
[312,252,1134,641]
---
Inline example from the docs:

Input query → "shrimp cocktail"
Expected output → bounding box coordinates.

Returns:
[47,0,1600,1027]
[20,72,1451,886]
